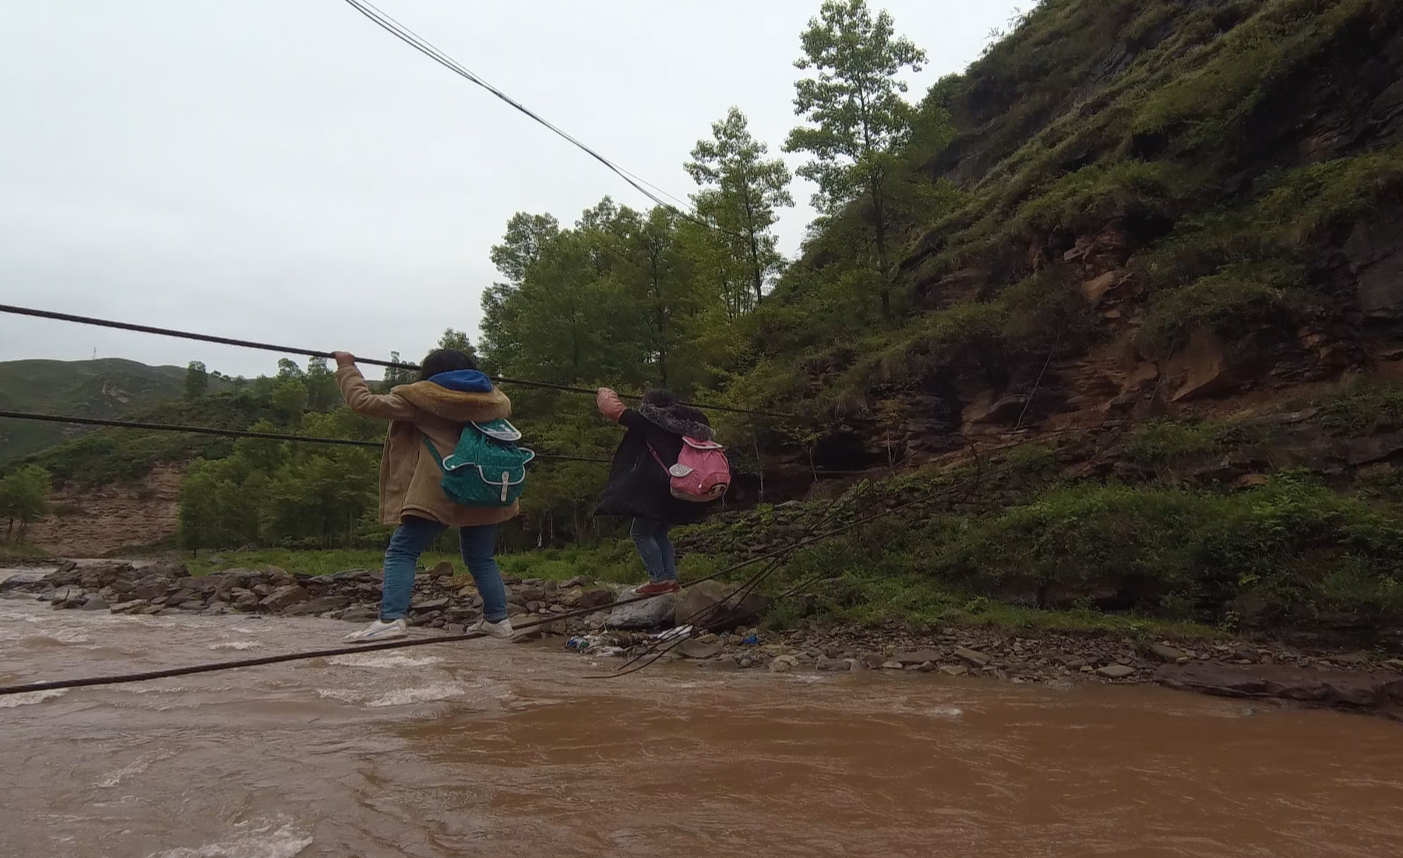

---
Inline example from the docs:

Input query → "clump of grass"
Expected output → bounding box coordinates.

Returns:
[1013,160,1196,236]
[1004,442,1060,474]
[1318,377,1403,435]
[1255,144,1403,242]
[1125,420,1223,464]
[1136,261,1302,358]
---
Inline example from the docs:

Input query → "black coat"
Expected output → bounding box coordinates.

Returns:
[594,403,720,525]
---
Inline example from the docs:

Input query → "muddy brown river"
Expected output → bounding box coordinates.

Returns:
[3,574,1402,858]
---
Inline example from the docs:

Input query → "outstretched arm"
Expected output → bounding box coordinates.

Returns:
[596,387,627,422]
[333,352,416,421]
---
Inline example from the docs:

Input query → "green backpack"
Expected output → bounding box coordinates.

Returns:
[422,419,535,508]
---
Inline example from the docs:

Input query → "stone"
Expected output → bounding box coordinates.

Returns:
[110,599,149,614]
[703,655,741,671]
[1332,652,1372,666]
[560,576,587,589]
[259,585,311,612]
[284,596,351,617]
[917,661,937,673]
[164,590,196,608]
[860,653,887,670]
[1156,662,1403,717]
[429,561,455,579]
[1167,330,1232,403]
[881,660,904,670]
[1384,659,1403,672]
[955,646,991,667]
[80,595,109,611]
[679,639,723,660]
[578,588,616,611]
[234,592,261,611]
[938,665,969,677]
[816,656,850,672]
[1081,270,1121,305]
[50,585,84,607]
[410,597,450,611]
[769,655,799,673]
[1096,664,1137,679]
[894,649,943,667]
[672,580,771,632]
[341,606,377,622]
[606,594,676,630]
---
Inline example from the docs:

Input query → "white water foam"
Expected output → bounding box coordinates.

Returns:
[316,681,468,708]
[208,641,263,651]
[325,653,443,669]
[96,752,175,788]
[0,689,69,708]
[367,683,467,707]
[146,821,312,858]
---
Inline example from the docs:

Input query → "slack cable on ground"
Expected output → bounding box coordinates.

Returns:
[0,303,794,419]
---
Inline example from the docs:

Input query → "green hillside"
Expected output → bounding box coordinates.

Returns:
[0,358,196,462]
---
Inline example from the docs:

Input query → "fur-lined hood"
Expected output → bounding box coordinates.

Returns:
[392,371,511,423]
[639,403,714,441]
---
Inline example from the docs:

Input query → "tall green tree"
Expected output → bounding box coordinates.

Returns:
[184,361,209,400]
[0,465,51,542]
[271,377,308,426]
[480,203,633,388]
[436,328,478,362]
[304,356,340,411]
[686,107,794,306]
[614,206,704,389]
[784,0,926,320]
[382,351,415,389]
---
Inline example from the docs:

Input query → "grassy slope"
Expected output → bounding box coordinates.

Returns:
[0,358,195,463]
[727,0,1403,419]
[1,388,280,486]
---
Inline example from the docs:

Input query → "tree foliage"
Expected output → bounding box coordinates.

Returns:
[784,0,926,319]
[184,361,209,400]
[686,107,794,308]
[0,465,51,542]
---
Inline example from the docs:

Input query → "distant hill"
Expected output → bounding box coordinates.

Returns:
[0,358,202,462]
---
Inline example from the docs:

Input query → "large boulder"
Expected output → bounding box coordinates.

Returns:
[606,594,676,630]
[673,581,771,633]
[259,585,311,613]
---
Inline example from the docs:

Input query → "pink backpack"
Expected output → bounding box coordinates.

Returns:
[652,437,730,502]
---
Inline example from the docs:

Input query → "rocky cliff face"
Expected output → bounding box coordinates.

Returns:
[768,0,1403,474]
[23,464,182,556]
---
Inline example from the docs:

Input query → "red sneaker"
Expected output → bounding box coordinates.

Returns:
[635,580,682,596]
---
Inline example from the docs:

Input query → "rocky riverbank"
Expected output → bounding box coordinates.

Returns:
[3,560,1401,721]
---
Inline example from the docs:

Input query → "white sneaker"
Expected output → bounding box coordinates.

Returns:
[472,617,514,640]
[344,618,407,643]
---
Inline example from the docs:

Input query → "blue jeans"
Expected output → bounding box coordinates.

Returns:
[630,518,677,584]
[381,517,507,623]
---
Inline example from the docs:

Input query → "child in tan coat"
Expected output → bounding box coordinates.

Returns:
[332,348,518,643]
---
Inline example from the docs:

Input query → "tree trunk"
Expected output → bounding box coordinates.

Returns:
[870,177,892,321]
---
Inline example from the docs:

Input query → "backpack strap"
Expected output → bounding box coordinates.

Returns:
[421,435,447,471]
[648,443,693,477]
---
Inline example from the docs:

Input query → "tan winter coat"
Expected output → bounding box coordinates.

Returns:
[336,365,520,527]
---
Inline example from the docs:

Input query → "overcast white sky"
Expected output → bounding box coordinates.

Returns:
[0,0,1014,379]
